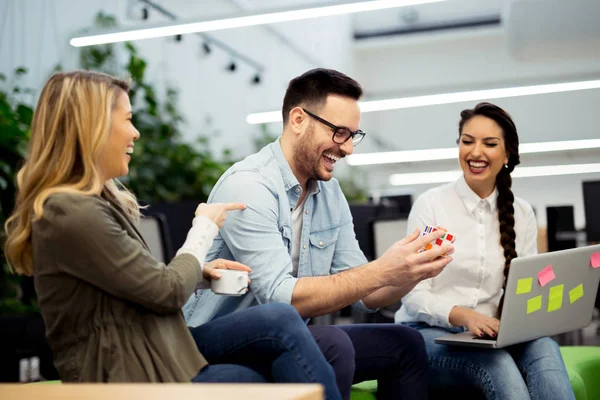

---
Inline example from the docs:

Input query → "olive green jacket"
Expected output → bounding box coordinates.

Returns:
[32,193,208,382]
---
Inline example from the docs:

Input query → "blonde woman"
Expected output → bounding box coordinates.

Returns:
[4,71,341,397]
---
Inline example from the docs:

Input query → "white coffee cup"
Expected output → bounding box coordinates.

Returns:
[210,269,249,296]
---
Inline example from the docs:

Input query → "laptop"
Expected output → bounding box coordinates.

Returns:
[434,244,600,349]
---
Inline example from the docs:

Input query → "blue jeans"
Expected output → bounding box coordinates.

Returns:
[189,303,341,400]
[405,322,575,400]
[192,364,267,383]
[309,324,429,400]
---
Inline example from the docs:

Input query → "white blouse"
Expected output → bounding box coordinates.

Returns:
[395,175,538,328]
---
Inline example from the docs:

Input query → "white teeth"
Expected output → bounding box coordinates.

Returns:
[323,153,340,162]
[126,148,134,154]
[469,161,487,168]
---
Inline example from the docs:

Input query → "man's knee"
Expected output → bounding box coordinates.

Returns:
[389,325,427,354]
[312,326,355,361]
[310,325,356,373]
[377,325,428,369]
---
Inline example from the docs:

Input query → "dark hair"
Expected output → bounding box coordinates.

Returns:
[281,68,363,124]
[458,102,520,317]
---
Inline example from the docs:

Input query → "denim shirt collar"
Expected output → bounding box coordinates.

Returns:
[270,137,321,196]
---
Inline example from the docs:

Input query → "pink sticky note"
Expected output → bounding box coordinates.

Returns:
[592,252,600,269]
[538,265,556,287]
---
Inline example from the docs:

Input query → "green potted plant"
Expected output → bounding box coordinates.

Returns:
[0,68,60,383]
[0,67,38,315]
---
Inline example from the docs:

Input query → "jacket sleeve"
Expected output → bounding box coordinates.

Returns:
[40,194,205,314]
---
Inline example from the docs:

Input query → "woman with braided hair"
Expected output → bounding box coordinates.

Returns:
[394,102,574,399]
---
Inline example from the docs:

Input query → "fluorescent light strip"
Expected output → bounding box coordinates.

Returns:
[389,163,600,186]
[347,138,600,166]
[70,0,445,47]
[246,79,600,124]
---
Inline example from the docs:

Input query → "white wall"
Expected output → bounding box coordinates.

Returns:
[2,0,599,230]
[0,0,354,157]
[346,3,600,230]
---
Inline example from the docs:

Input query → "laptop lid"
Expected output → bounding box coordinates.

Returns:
[495,244,600,348]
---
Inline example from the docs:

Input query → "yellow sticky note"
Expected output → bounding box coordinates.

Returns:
[569,284,584,304]
[547,284,564,312]
[527,295,542,314]
[516,277,533,294]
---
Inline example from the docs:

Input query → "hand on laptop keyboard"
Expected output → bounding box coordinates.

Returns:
[474,333,497,341]
[450,307,500,338]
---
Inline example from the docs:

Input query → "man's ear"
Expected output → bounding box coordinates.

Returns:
[288,107,306,135]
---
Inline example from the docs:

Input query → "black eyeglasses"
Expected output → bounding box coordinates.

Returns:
[302,108,366,146]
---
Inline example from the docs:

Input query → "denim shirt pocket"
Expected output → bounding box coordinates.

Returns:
[308,228,339,276]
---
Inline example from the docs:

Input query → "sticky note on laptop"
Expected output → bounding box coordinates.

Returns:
[569,284,584,304]
[547,284,564,312]
[537,265,556,287]
[516,277,533,295]
[591,252,600,268]
[527,295,542,314]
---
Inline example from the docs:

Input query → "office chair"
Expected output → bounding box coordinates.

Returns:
[139,212,173,264]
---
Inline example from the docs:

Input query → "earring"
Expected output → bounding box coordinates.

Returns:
[504,164,509,169]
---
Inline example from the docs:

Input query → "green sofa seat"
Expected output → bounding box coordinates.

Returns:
[350,346,600,400]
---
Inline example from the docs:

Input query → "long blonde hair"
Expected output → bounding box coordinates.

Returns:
[4,70,141,276]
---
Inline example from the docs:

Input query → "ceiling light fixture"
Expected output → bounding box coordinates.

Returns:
[70,0,446,47]
[347,138,600,166]
[246,79,600,124]
[388,163,600,186]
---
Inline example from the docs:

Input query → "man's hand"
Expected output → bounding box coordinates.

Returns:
[374,229,454,288]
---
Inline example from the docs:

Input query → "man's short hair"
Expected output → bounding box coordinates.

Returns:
[281,68,363,125]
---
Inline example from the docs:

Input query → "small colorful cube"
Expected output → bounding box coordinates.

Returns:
[419,225,455,254]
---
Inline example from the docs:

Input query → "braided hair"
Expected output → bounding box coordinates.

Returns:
[458,102,520,318]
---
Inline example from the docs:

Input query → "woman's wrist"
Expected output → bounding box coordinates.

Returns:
[449,306,468,327]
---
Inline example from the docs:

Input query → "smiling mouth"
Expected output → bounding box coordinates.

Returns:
[467,160,489,173]
[322,152,341,170]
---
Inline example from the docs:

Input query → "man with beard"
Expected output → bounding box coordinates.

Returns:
[183,68,453,400]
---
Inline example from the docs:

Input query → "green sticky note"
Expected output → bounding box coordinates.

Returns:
[547,284,564,312]
[516,277,533,294]
[527,295,542,314]
[569,284,584,304]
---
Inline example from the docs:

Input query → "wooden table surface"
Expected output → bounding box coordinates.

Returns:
[0,383,324,400]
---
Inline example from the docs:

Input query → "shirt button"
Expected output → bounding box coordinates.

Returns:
[305,210,309,214]
[295,188,300,193]
[319,241,324,246]
[303,244,307,249]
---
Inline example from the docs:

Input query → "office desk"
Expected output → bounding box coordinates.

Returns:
[0,383,323,400]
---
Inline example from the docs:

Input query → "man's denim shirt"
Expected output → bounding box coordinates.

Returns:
[183,138,374,327]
